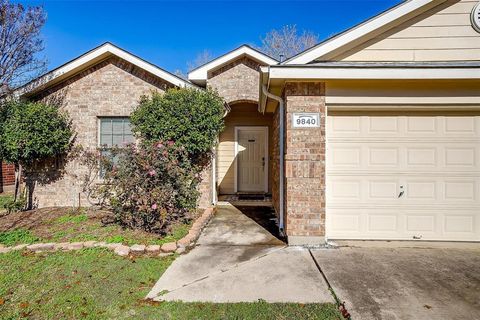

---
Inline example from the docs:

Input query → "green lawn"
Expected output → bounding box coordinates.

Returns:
[0,249,342,319]
[0,194,13,212]
[0,207,192,246]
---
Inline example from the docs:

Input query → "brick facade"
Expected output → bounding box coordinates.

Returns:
[283,82,326,244]
[207,57,262,105]
[27,57,211,208]
[0,162,15,193]
[271,107,281,219]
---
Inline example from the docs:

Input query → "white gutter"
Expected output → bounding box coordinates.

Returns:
[268,66,480,80]
[262,84,285,233]
[211,144,217,205]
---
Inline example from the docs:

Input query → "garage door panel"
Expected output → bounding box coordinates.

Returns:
[328,115,480,138]
[327,115,480,241]
[328,208,479,241]
[329,175,479,206]
[329,143,479,172]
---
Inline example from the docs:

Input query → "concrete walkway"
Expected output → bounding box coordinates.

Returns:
[147,203,334,303]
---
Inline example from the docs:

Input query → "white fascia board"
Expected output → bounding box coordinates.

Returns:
[268,67,480,80]
[284,0,445,65]
[188,46,278,82]
[17,43,193,96]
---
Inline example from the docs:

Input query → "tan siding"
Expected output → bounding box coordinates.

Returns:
[326,80,480,107]
[335,0,480,62]
[217,103,273,194]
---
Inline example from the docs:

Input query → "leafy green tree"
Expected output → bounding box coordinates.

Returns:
[130,88,225,167]
[0,101,74,208]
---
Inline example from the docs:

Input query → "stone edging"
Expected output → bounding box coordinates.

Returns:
[0,206,216,257]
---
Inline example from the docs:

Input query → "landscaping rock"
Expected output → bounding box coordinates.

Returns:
[0,247,11,254]
[177,235,194,248]
[54,242,71,250]
[130,244,146,254]
[83,241,97,248]
[27,243,55,252]
[188,230,200,241]
[161,242,177,253]
[176,247,186,254]
[114,245,130,256]
[158,252,174,258]
[67,242,84,250]
[11,244,28,251]
[93,241,107,248]
[146,245,161,253]
[105,243,122,250]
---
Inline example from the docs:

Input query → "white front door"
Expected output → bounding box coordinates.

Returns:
[236,127,268,193]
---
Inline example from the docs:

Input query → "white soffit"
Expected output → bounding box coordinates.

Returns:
[188,45,278,85]
[284,0,446,65]
[17,42,194,96]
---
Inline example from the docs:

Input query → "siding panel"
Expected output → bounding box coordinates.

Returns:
[335,0,480,62]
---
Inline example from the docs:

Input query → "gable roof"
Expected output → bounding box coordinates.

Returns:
[16,42,194,97]
[284,0,448,65]
[188,45,278,85]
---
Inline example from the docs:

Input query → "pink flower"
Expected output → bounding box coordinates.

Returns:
[167,140,174,146]
[156,142,163,148]
[151,203,158,210]
[148,169,156,177]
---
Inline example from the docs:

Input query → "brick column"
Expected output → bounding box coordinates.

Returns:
[284,82,326,245]
[1,162,15,193]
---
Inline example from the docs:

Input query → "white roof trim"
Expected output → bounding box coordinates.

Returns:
[188,45,278,84]
[268,66,480,80]
[17,42,193,96]
[284,0,446,65]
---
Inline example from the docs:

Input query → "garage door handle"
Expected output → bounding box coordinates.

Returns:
[398,186,404,198]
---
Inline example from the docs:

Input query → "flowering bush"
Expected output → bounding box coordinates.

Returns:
[96,141,200,233]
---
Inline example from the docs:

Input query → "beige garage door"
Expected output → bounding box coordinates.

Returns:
[326,115,480,241]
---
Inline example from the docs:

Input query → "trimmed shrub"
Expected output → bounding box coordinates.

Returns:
[130,88,225,166]
[0,101,73,165]
[0,100,74,209]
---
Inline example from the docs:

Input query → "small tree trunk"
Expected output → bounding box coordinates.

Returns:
[13,163,21,202]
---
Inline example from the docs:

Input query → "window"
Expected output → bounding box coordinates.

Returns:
[98,117,134,177]
[99,117,134,148]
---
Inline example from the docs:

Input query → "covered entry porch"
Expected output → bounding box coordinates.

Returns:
[215,101,275,204]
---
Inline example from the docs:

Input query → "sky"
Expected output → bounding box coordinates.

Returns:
[22,0,402,74]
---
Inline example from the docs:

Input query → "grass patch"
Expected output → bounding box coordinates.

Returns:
[0,194,13,211]
[0,207,193,246]
[54,213,88,224]
[0,229,40,246]
[0,249,342,319]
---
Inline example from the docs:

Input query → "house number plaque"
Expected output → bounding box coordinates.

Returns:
[292,113,320,128]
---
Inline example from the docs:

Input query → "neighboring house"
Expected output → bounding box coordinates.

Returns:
[16,0,480,245]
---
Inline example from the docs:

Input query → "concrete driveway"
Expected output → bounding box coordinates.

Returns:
[147,203,479,319]
[147,203,334,303]
[311,242,480,320]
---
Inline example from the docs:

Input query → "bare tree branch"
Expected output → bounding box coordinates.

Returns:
[257,24,318,61]
[187,49,213,72]
[0,0,46,95]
